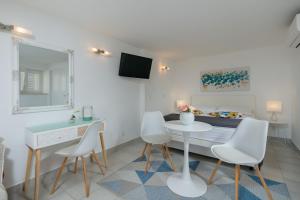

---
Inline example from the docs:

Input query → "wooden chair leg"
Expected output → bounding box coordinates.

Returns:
[238,165,241,181]
[74,157,78,174]
[51,157,68,194]
[81,156,90,197]
[23,147,33,193]
[141,143,148,157]
[235,165,240,200]
[89,154,94,163]
[100,132,108,168]
[164,145,176,171]
[160,144,167,159]
[208,160,222,184]
[92,150,105,175]
[255,165,273,200]
[145,144,152,174]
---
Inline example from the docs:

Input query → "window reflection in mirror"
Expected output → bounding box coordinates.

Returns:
[19,43,69,107]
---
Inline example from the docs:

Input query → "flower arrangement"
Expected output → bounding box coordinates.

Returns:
[177,104,197,113]
[177,103,196,125]
[177,103,203,116]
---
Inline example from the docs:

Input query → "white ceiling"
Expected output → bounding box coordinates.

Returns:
[18,0,300,60]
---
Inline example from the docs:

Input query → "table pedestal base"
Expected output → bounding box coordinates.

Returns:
[167,173,207,197]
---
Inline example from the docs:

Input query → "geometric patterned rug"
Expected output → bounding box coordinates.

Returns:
[97,151,290,200]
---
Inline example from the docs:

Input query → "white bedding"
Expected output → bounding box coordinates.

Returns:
[169,94,255,157]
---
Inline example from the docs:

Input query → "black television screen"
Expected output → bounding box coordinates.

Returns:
[118,53,152,79]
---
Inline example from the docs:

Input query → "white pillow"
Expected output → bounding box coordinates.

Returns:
[194,105,217,114]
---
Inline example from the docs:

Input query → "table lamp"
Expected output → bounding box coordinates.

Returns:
[266,100,282,121]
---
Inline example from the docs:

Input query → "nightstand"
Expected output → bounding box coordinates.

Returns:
[268,121,289,143]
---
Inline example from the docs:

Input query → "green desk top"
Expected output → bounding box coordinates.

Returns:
[27,118,100,133]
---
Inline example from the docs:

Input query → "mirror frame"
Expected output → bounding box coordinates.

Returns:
[12,37,74,114]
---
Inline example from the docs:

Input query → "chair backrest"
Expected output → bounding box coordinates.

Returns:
[141,111,166,136]
[72,121,102,157]
[227,117,269,163]
[0,139,5,184]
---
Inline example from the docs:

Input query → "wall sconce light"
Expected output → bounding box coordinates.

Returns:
[0,22,32,37]
[161,65,170,71]
[91,47,111,56]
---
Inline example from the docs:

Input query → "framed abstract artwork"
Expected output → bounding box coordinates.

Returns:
[200,67,250,92]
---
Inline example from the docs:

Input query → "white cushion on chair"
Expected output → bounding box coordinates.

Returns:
[211,118,269,167]
[211,145,258,166]
[0,184,7,200]
[55,144,78,157]
[55,121,103,158]
[141,134,171,144]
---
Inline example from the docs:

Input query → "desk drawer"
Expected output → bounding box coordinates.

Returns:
[37,128,77,147]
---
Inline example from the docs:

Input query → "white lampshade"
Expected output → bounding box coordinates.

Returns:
[176,100,186,107]
[266,101,282,113]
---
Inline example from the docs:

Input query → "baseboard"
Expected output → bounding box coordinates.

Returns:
[105,137,142,155]
[292,141,300,151]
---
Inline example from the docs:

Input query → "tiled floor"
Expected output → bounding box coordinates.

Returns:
[261,138,300,200]
[7,138,300,200]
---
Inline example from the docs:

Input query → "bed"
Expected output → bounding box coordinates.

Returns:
[165,94,256,158]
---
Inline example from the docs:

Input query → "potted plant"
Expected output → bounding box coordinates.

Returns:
[177,104,195,125]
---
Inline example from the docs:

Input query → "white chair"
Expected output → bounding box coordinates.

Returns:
[140,111,176,173]
[208,118,272,200]
[51,121,105,197]
[0,139,7,200]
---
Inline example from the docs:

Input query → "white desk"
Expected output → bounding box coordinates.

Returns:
[165,120,212,198]
[23,118,107,200]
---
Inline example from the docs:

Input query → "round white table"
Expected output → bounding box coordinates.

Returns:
[165,120,212,198]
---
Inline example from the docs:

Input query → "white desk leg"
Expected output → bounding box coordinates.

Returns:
[167,133,207,197]
[23,147,33,193]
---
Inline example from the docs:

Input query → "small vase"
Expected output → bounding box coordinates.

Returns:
[83,105,93,121]
[180,112,195,125]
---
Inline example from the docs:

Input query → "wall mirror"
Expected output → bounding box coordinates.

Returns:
[12,38,74,113]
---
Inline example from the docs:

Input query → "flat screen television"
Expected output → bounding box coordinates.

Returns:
[118,53,152,79]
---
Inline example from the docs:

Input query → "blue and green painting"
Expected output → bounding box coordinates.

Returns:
[200,67,250,91]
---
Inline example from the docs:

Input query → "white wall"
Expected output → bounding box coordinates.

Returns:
[145,60,176,114]
[0,1,163,187]
[291,49,300,149]
[146,46,300,139]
